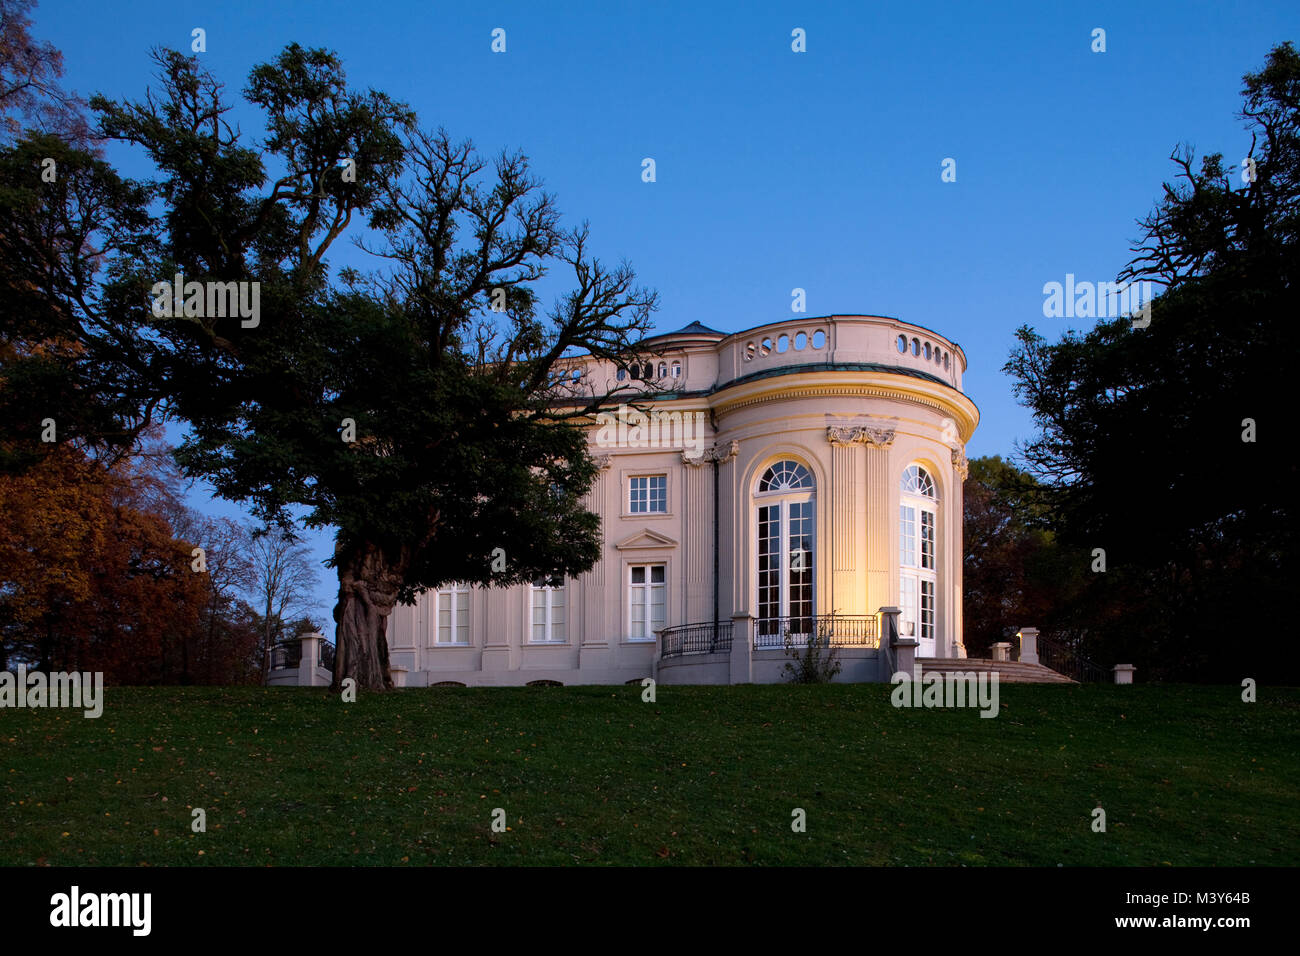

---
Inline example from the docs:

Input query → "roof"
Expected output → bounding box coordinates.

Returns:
[643,320,727,342]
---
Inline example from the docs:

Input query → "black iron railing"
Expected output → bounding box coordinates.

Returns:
[269,641,301,670]
[754,615,879,649]
[1034,634,1107,683]
[660,622,733,659]
[269,639,336,672]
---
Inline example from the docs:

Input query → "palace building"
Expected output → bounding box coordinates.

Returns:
[382,314,978,686]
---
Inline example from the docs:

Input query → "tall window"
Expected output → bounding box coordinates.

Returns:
[628,564,666,640]
[530,576,566,643]
[629,475,667,513]
[899,465,937,651]
[755,460,815,644]
[435,584,470,645]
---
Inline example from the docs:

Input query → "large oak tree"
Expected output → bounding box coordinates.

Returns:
[2,44,656,689]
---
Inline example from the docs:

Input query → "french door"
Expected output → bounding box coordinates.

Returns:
[756,498,815,646]
[899,499,937,656]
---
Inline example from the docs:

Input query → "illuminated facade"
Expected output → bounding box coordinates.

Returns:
[384,314,978,686]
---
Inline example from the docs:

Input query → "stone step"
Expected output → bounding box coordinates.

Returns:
[914,657,1077,684]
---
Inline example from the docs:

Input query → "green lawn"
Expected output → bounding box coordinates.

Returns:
[2,682,1296,866]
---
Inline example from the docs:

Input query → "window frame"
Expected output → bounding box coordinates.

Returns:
[529,576,568,644]
[754,459,816,642]
[433,583,471,646]
[627,562,667,642]
[628,474,668,514]
[899,465,938,646]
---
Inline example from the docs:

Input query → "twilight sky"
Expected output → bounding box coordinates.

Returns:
[32,0,1299,629]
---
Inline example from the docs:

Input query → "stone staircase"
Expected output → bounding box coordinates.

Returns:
[915,657,1077,684]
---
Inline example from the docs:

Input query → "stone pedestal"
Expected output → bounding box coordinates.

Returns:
[298,632,323,686]
[1112,664,1135,685]
[730,613,753,684]
[991,642,1012,662]
[1017,627,1039,665]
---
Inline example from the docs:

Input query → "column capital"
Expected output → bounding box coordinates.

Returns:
[593,454,614,472]
[951,446,969,480]
[682,440,739,466]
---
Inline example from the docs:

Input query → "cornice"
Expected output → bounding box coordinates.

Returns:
[712,380,978,441]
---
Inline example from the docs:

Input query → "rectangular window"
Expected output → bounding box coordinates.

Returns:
[788,501,814,629]
[920,579,935,641]
[530,577,566,643]
[900,576,918,638]
[921,510,935,570]
[900,505,917,567]
[629,475,667,514]
[628,564,666,640]
[436,584,470,645]
[757,504,781,634]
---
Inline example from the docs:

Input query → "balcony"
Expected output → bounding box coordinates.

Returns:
[659,621,734,659]
[660,614,879,659]
[753,614,880,649]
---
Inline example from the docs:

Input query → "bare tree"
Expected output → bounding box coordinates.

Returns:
[0,0,90,144]
[248,529,321,683]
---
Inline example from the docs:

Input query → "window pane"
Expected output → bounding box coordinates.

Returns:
[758,504,781,629]
[900,505,917,567]
[921,579,935,640]
[649,475,667,512]
[631,566,645,584]
[532,587,547,642]
[631,587,646,636]
[789,501,813,625]
[901,576,918,636]
[650,566,665,583]
[651,583,665,631]
[921,510,935,570]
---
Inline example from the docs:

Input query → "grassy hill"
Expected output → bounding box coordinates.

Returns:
[2,682,1296,866]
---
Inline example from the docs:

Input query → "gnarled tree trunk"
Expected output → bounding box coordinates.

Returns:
[331,542,406,691]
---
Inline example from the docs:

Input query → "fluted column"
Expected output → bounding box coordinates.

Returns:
[682,441,736,625]
[826,428,862,615]
[826,425,895,620]
[582,455,613,646]
[864,429,895,624]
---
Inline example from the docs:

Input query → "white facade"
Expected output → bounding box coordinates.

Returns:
[384,314,978,686]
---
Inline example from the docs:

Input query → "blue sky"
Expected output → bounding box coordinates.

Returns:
[32,0,1299,630]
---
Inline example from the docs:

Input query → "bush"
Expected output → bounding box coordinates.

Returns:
[782,622,841,683]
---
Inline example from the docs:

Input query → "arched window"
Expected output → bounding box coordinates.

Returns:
[899,465,938,654]
[616,367,627,381]
[671,361,681,378]
[758,460,813,492]
[755,460,815,645]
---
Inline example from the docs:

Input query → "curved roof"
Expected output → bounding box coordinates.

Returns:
[642,321,727,343]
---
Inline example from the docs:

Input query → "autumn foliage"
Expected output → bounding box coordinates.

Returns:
[0,445,260,683]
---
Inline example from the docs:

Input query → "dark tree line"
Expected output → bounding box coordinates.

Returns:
[992,43,1300,682]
